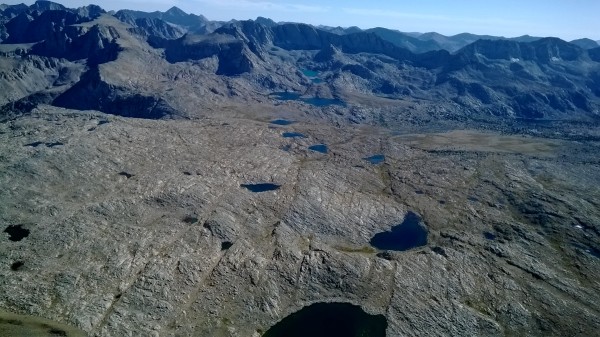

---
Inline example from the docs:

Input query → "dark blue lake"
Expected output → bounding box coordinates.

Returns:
[283,132,307,138]
[262,302,387,337]
[4,225,30,242]
[370,211,428,251]
[271,119,295,126]
[309,144,328,154]
[364,154,385,165]
[272,92,302,101]
[241,183,281,192]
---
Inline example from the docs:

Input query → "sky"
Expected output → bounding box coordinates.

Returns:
[3,0,599,40]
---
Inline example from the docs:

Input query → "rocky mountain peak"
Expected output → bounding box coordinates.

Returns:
[30,0,65,12]
[165,6,187,17]
[74,4,105,20]
[314,43,342,62]
[255,16,277,27]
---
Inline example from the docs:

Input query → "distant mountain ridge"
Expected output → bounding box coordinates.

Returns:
[113,6,216,34]
[1,1,598,51]
[1,0,599,122]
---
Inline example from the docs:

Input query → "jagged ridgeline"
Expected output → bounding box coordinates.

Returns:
[1,0,599,122]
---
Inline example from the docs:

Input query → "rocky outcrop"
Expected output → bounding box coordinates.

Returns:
[161,33,256,75]
[0,54,83,106]
[1,2,111,63]
[314,44,341,62]
[366,27,443,53]
[341,63,374,79]
[453,38,587,65]
[255,16,277,27]
[3,4,102,44]
[53,67,179,119]
[114,6,214,34]
[74,4,105,20]
[214,22,273,57]
[0,3,29,19]
[31,24,121,65]
[28,0,66,12]
[126,18,186,39]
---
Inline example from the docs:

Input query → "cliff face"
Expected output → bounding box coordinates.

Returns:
[53,67,180,119]
[161,34,256,75]
[3,6,104,44]
[114,6,213,34]
[125,18,186,40]
[455,38,586,64]
[268,23,414,61]
[30,24,121,64]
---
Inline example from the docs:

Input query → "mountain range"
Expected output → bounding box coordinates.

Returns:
[1,1,599,125]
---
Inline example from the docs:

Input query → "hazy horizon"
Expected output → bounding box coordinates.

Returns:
[2,0,599,41]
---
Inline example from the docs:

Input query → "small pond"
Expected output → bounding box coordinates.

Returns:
[364,154,385,165]
[370,211,428,251]
[11,261,25,271]
[271,92,302,101]
[271,119,295,126]
[241,183,281,192]
[4,225,30,242]
[308,144,328,154]
[302,69,319,78]
[282,132,307,139]
[262,302,387,337]
[301,69,325,84]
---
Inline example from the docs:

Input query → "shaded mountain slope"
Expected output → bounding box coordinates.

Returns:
[0,1,599,123]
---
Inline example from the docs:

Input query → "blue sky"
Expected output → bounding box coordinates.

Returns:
[4,0,599,40]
